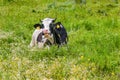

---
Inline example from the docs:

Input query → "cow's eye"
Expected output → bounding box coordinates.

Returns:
[41,24,44,28]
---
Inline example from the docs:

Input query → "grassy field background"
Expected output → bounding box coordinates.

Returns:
[0,0,120,80]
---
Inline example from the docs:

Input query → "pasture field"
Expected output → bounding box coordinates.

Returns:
[0,0,120,80]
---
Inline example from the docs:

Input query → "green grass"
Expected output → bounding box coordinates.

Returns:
[0,0,120,80]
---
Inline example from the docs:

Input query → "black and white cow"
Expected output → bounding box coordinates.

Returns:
[29,18,68,48]
[41,18,68,47]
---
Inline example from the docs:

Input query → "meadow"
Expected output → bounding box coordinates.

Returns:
[0,0,120,80]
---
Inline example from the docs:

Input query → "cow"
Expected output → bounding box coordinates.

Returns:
[41,18,68,47]
[29,18,68,49]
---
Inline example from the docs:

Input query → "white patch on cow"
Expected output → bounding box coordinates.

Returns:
[41,18,55,33]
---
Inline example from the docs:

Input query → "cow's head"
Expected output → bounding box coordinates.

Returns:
[41,18,56,33]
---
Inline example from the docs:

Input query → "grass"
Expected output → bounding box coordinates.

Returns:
[0,0,120,80]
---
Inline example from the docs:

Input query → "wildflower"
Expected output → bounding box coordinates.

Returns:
[111,72,115,76]
[80,56,84,59]
[88,59,90,61]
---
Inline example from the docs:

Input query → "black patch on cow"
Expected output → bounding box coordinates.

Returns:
[37,33,42,42]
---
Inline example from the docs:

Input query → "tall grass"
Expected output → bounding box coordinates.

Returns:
[0,0,120,79]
